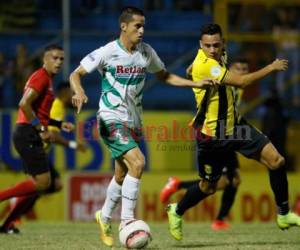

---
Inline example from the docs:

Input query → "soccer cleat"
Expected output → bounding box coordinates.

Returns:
[0,226,20,234]
[277,211,300,230]
[160,177,181,203]
[95,210,113,247]
[211,220,230,231]
[166,203,183,241]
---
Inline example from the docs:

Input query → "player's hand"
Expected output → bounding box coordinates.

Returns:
[62,122,75,132]
[72,91,88,114]
[39,131,51,142]
[271,59,288,71]
[197,78,220,88]
[76,142,87,152]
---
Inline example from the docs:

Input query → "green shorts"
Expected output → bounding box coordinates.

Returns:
[98,119,143,159]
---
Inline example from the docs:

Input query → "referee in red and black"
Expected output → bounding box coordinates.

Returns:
[0,45,65,232]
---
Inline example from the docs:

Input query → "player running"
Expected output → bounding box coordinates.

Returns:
[69,6,218,247]
[166,23,300,241]
[161,58,249,231]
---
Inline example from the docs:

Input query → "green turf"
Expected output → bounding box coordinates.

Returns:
[0,222,299,250]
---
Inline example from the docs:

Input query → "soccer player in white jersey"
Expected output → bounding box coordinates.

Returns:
[69,6,217,247]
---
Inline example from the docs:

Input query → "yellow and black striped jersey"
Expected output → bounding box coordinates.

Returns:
[48,98,65,132]
[43,98,65,150]
[191,49,236,137]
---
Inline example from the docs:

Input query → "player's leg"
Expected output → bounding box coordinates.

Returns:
[212,153,241,230]
[95,120,142,246]
[0,125,51,201]
[167,179,218,241]
[44,163,63,194]
[99,160,125,223]
[167,138,223,240]
[95,160,125,246]
[160,177,199,203]
[0,162,61,234]
[236,118,300,229]
[257,142,300,229]
[119,146,145,223]
[0,194,39,234]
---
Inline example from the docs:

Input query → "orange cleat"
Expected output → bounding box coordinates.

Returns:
[160,177,181,203]
[211,220,230,231]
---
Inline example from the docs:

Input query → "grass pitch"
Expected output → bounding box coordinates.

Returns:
[0,222,299,250]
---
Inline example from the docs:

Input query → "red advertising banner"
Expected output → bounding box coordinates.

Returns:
[68,174,119,221]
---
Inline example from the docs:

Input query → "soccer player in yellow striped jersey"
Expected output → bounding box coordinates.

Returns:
[166,24,300,242]
[162,58,249,231]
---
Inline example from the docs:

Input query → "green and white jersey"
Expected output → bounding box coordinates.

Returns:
[80,39,165,128]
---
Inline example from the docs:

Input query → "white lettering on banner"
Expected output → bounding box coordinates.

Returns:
[81,182,108,202]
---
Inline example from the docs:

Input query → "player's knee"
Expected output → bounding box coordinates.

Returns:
[199,181,217,195]
[268,154,285,170]
[54,179,63,192]
[115,173,126,185]
[232,177,241,187]
[130,157,145,178]
[34,172,51,191]
[35,178,51,191]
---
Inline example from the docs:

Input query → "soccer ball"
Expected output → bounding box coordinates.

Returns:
[119,220,152,249]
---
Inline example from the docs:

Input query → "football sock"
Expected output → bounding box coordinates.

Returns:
[101,176,122,222]
[216,184,237,220]
[176,183,209,216]
[178,180,199,190]
[0,179,37,201]
[2,194,39,229]
[268,166,289,215]
[121,174,140,221]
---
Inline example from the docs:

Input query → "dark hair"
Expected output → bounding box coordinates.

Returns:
[119,6,144,24]
[44,44,63,54]
[200,23,222,39]
[230,57,249,65]
[56,81,70,93]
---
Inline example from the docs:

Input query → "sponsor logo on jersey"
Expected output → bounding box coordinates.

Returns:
[116,65,146,77]
[210,65,222,78]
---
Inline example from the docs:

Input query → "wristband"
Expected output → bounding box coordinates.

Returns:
[68,140,78,149]
[49,119,63,128]
[31,117,41,126]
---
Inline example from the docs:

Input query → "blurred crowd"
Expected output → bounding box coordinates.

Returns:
[0,2,300,113]
[0,44,39,108]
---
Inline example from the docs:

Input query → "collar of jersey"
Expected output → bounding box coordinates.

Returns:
[198,49,224,66]
[117,38,136,54]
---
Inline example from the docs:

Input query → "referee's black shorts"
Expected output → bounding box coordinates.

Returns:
[196,118,270,182]
[13,124,49,176]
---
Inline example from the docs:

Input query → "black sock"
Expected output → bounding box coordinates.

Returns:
[176,183,209,216]
[216,184,237,220]
[178,180,199,190]
[268,166,289,215]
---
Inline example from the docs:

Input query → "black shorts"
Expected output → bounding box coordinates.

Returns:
[221,151,239,181]
[196,118,269,182]
[13,124,49,176]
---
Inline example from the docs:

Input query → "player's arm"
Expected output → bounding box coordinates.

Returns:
[19,88,43,130]
[155,70,218,88]
[48,119,75,132]
[48,131,86,152]
[69,65,89,114]
[186,63,193,79]
[224,59,288,88]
